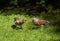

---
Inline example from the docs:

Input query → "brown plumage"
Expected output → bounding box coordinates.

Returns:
[13,17,27,29]
[32,18,50,25]
[14,17,27,25]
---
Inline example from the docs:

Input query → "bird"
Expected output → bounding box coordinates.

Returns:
[14,17,27,29]
[32,18,50,26]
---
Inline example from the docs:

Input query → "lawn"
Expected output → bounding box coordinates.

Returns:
[0,12,60,41]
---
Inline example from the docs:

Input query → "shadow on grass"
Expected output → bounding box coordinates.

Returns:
[11,25,16,29]
[28,26,41,30]
[11,25,22,30]
[28,25,49,30]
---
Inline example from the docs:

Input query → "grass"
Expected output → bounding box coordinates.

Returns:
[0,12,60,41]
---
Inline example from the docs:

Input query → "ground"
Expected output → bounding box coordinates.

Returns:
[0,12,60,41]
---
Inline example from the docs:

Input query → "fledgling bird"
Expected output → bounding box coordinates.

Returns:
[14,17,27,29]
[32,18,50,26]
